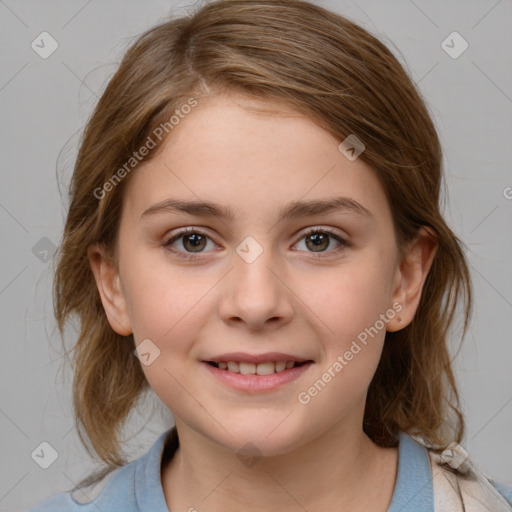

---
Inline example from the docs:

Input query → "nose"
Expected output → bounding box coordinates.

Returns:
[218,241,294,331]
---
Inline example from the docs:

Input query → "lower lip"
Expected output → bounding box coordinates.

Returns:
[202,361,314,393]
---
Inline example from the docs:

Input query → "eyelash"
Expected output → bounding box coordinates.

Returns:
[163,226,349,260]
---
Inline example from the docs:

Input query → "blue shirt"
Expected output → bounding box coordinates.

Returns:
[28,428,512,512]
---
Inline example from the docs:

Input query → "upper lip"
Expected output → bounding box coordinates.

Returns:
[203,352,313,364]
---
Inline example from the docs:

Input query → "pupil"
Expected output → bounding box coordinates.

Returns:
[307,233,328,252]
[184,234,205,252]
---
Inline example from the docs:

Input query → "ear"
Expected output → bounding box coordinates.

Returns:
[88,243,132,336]
[386,227,438,332]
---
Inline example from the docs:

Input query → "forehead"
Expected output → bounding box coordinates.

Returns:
[121,95,391,225]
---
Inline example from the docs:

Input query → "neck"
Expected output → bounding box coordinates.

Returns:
[161,418,398,512]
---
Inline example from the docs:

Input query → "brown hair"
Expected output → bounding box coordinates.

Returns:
[54,0,472,476]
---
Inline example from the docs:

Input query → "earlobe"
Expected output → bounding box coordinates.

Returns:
[387,227,438,332]
[87,243,133,336]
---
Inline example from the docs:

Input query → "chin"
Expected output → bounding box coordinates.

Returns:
[211,419,309,458]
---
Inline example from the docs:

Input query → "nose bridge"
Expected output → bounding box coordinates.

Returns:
[219,234,293,328]
[234,233,281,299]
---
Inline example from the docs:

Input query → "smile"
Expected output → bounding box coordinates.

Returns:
[203,360,314,393]
[206,360,306,375]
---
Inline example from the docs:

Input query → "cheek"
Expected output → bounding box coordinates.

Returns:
[294,262,393,423]
[306,257,394,343]
[123,259,206,399]
[120,249,206,346]
[298,257,396,410]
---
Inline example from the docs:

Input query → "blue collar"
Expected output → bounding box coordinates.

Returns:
[134,429,172,511]
[134,428,434,512]
[387,431,434,511]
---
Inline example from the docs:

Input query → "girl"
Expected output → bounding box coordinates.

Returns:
[29,0,512,510]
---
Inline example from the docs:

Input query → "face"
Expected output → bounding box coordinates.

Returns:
[94,94,413,456]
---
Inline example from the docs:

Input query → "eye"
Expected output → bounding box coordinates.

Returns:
[163,226,350,260]
[294,227,349,257]
[163,227,217,260]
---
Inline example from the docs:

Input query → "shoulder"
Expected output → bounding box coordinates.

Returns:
[27,428,176,512]
[427,445,512,511]
[27,462,136,512]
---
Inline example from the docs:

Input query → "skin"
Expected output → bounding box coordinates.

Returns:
[89,93,437,512]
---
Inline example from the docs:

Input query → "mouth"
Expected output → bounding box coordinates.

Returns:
[201,351,315,392]
[204,360,312,375]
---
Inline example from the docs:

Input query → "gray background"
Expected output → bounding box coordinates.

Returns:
[1,0,511,510]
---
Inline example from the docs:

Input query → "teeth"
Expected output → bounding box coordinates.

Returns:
[256,362,277,375]
[227,361,239,373]
[239,362,256,374]
[215,360,298,374]
[275,361,286,372]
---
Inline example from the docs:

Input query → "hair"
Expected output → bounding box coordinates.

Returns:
[54,0,472,479]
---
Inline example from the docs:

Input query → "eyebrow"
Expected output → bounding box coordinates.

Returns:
[141,196,373,221]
